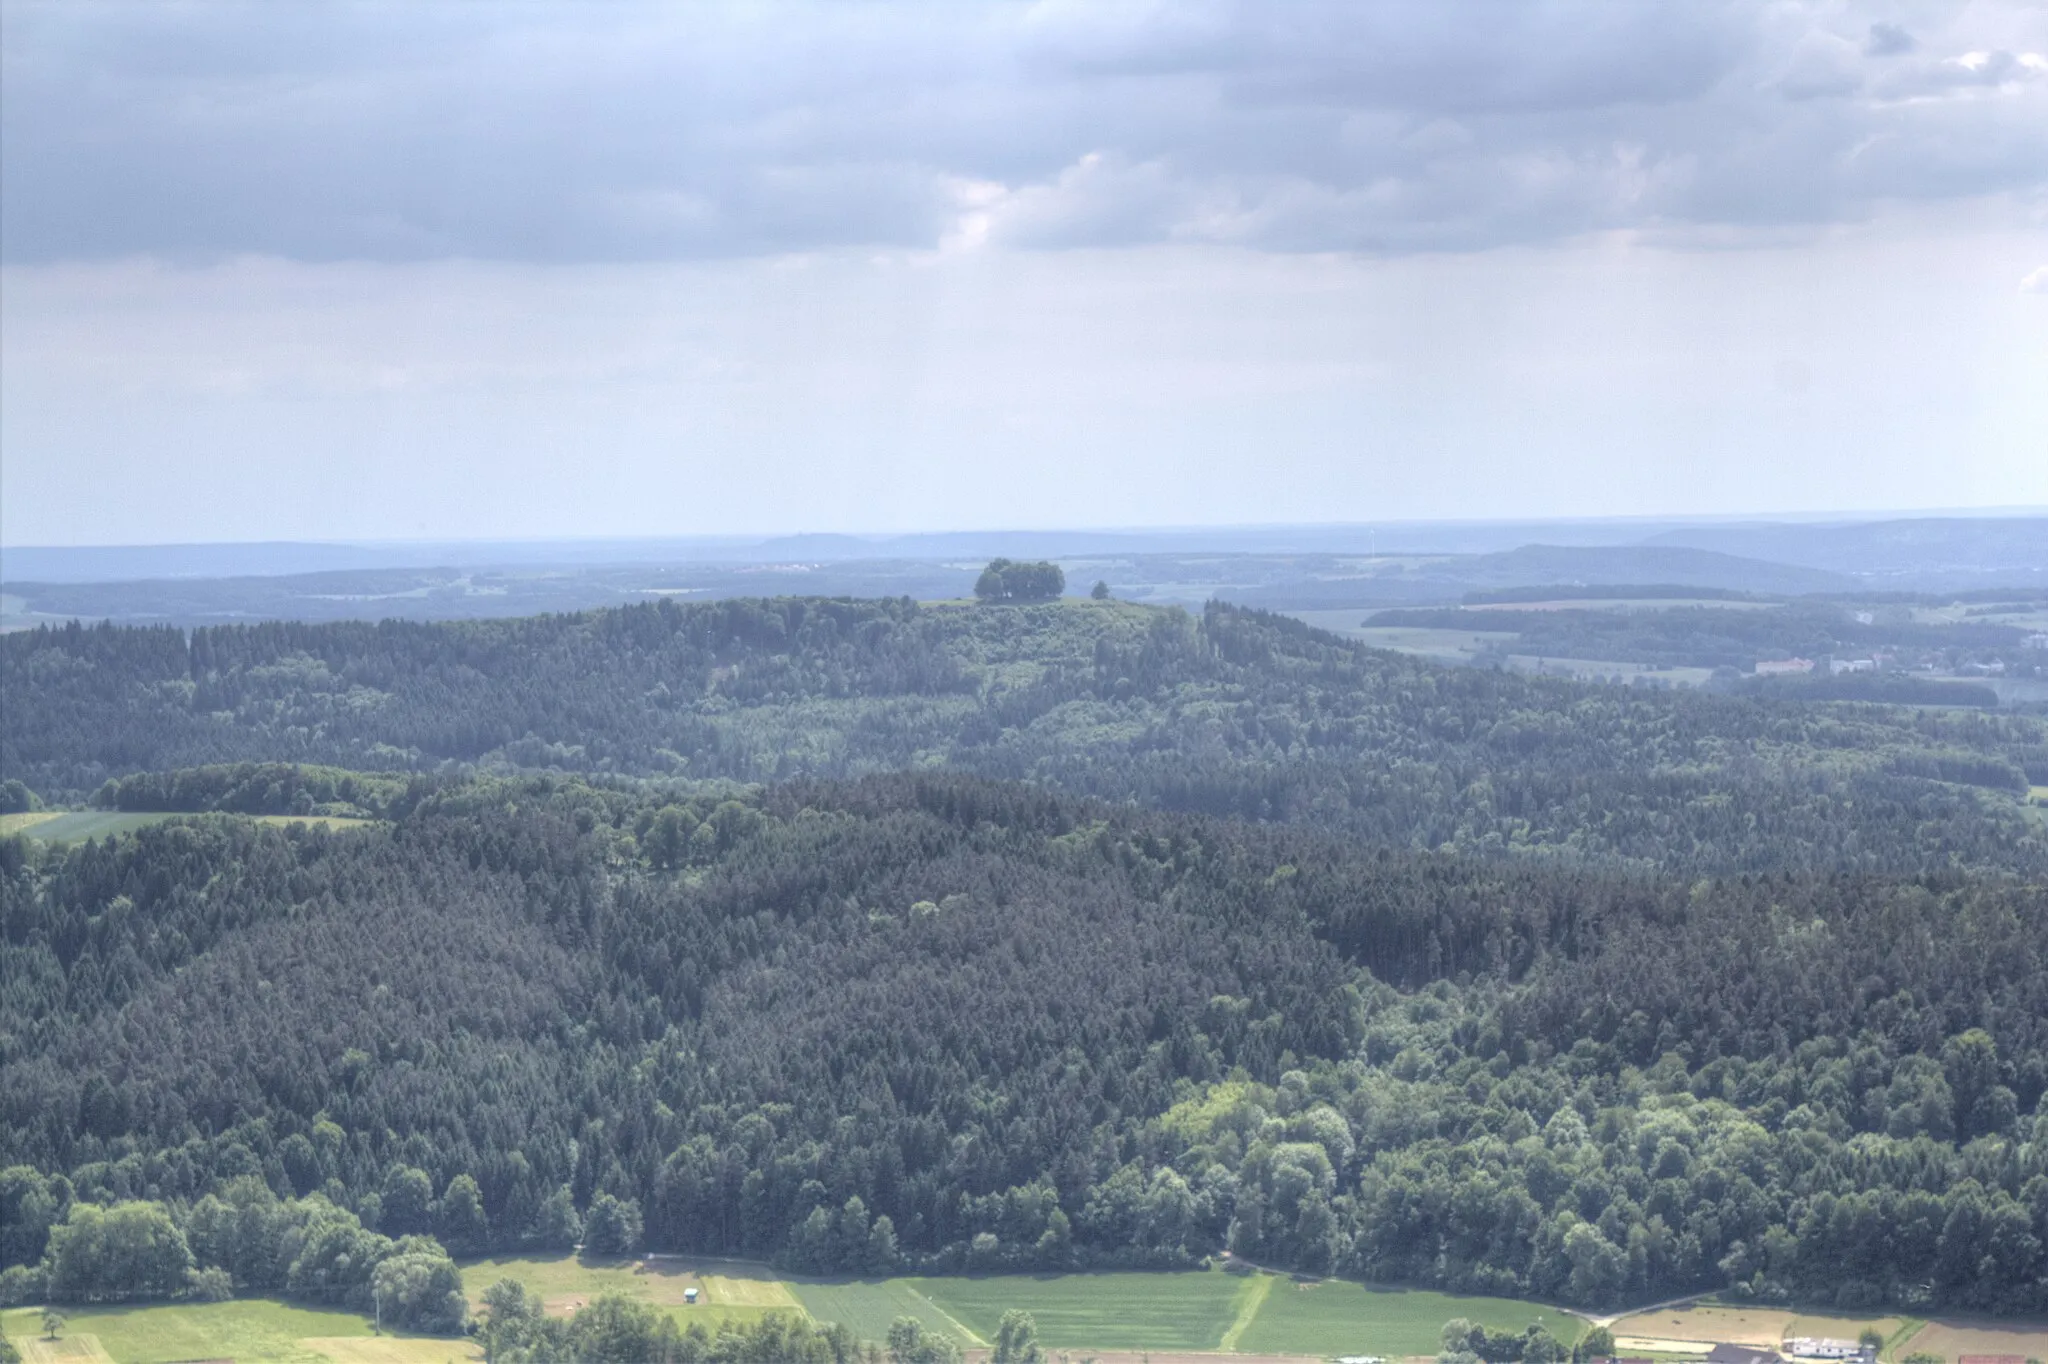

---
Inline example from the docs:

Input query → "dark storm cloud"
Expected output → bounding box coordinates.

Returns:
[2,0,2042,263]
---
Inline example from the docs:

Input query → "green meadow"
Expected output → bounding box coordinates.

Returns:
[0,811,373,842]
[0,1299,474,1364]
[789,1263,1583,1355]
[1235,1276,1585,1358]
[915,1268,1248,1351]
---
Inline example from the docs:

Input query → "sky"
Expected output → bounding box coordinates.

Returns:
[2,1,2044,547]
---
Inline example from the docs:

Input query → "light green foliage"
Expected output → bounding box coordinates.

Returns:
[44,1201,193,1302]
[888,1315,964,1363]
[991,1308,1045,1364]
[562,1291,671,1362]
[185,1264,234,1302]
[582,1194,643,1257]
[371,1239,467,1333]
[480,1277,543,1363]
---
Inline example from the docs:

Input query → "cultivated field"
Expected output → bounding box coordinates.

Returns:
[0,1300,476,1364]
[916,1269,1248,1352]
[1896,1317,2048,1362]
[1606,1303,2048,1364]
[787,1276,983,1346]
[1610,1304,1904,1350]
[22,1271,2037,1363]
[790,1264,1580,1357]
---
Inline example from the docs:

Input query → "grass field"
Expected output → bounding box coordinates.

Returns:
[1234,1277,1582,1358]
[793,1265,1582,1357]
[0,811,373,842]
[460,1253,795,1329]
[788,1277,988,1346]
[31,1268,2033,1363]
[0,812,65,836]
[0,1300,475,1364]
[915,1269,1250,1352]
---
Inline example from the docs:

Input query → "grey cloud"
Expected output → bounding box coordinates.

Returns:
[2,0,2043,263]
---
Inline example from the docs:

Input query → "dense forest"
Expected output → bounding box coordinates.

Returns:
[6,599,2046,874]
[3,775,2046,1313]
[5,596,2048,1322]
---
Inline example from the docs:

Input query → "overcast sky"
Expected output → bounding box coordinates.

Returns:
[2,0,2044,546]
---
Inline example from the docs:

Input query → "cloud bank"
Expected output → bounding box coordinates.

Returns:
[4,0,2044,263]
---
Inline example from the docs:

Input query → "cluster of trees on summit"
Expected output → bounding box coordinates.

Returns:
[972,558,1065,603]
[4,771,2047,1313]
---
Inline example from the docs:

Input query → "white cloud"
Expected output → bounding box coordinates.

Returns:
[2,0,2044,262]
[2022,265,2048,293]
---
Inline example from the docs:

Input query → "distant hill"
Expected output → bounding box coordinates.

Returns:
[1646,516,2048,587]
[6,596,2043,874]
[7,517,2040,626]
[1222,542,1849,608]
[1452,543,1848,594]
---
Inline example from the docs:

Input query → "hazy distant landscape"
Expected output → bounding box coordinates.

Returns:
[6,0,2048,1359]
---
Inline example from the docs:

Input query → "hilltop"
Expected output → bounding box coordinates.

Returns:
[6,597,2045,874]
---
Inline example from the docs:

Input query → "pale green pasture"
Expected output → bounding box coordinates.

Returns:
[460,1252,792,1327]
[1,1299,474,1364]
[0,811,373,843]
[912,1267,1253,1352]
[787,1277,978,1346]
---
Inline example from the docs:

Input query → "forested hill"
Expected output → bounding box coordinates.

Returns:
[4,775,2046,1311]
[6,598,2047,873]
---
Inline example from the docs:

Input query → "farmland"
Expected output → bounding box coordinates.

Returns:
[8,1264,2048,1362]
[788,1265,1583,1356]
[1609,1304,1904,1354]
[1898,1317,2048,1362]
[1234,1278,1582,1359]
[786,1276,982,1347]
[1,1268,1569,1362]
[1605,1303,2048,1364]
[916,1268,1246,1351]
